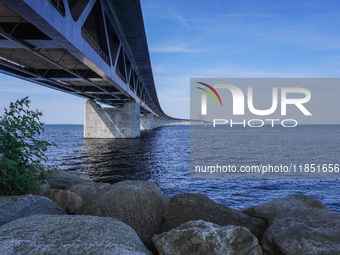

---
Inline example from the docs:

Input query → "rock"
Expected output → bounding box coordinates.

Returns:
[47,177,92,190]
[0,195,65,226]
[261,208,340,255]
[0,214,152,255]
[66,182,110,203]
[23,181,50,196]
[46,170,93,190]
[242,194,327,222]
[163,193,266,240]
[44,189,83,214]
[47,170,92,181]
[80,180,170,244]
[152,220,262,255]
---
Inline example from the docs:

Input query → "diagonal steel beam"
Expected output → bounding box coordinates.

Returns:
[0,59,119,107]
[0,29,125,102]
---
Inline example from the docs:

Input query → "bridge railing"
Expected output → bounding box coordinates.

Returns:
[81,26,111,66]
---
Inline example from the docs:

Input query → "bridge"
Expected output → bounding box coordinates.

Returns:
[0,0,203,138]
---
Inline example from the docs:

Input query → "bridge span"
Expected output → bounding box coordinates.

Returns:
[0,0,204,138]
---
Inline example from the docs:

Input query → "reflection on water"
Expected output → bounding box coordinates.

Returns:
[43,125,190,185]
[81,127,189,183]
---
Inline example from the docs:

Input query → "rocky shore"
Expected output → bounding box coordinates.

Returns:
[0,170,339,255]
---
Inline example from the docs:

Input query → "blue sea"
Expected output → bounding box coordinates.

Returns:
[41,124,340,211]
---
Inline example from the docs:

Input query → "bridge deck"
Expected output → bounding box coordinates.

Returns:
[0,0,168,118]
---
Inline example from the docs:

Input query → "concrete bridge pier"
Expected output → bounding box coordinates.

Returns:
[140,113,154,130]
[159,118,165,127]
[154,117,160,128]
[84,100,140,138]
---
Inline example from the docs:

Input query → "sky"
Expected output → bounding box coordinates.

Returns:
[1,0,340,123]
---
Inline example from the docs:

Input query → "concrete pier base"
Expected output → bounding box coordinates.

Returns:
[155,117,162,128]
[140,113,154,130]
[84,100,140,138]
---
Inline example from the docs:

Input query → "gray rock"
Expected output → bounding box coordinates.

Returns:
[261,208,340,255]
[0,214,152,255]
[46,177,93,190]
[163,193,266,240]
[80,180,170,244]
[66,182,110,203]
[46,171,93,189]
[242,194,327,222]
[46,171,93,190]
[44,189,83,214]
[0,195,65,226]
[152,220,262,255]
[47,170,92,181]
[23,180,51,196]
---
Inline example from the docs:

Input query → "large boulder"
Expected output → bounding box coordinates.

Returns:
[0,195,65,226]
[152,220,262,255]
[242,194,327,222]
[0,214,152,255]
[66,182,110,203]
[80,180,170,244]
[261,208,340,255]
[163,193,266,240]
[46,170,93,190]
[44,189,83,214]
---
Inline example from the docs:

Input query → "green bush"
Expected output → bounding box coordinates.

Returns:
[0,97,55,195]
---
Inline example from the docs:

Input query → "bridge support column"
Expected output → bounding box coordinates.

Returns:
[84,100,140,138]
[154,117,159,128]
[140,113,154,130]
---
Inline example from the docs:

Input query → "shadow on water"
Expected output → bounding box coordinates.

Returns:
[82,131,160,182]
[80,126,190,184]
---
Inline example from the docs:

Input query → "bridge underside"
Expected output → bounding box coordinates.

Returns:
[0,0,157,112]
[0,0,202,138]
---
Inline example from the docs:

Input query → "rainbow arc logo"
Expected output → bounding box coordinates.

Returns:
[196,82,222,106]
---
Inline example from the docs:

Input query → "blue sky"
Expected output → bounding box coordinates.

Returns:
[1,0,340,123]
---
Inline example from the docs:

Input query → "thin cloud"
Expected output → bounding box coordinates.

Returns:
[151,12,191,29]
[149,46,203,53]
[223,13,284,19]
[193,67,312,78]
[171,13,190,29]
[152,64,166,73]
